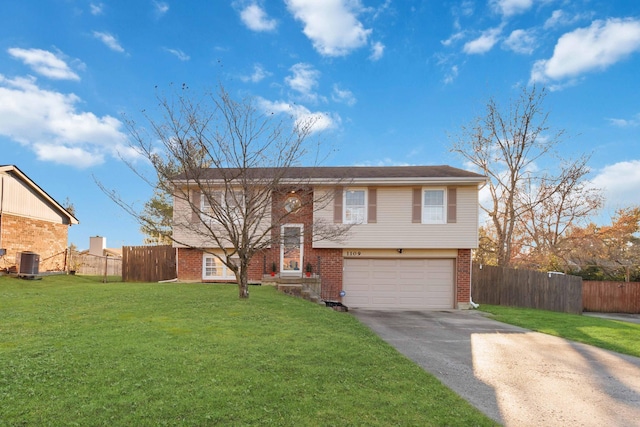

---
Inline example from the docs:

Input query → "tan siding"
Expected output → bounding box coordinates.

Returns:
[172,188,272,248]
[0,175,67,224]
[314,186,479,249]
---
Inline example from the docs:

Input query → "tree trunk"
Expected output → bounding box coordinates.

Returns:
[238,281,249,298]
[237,260,250,299]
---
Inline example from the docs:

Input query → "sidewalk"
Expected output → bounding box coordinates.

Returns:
[583,312,640,324]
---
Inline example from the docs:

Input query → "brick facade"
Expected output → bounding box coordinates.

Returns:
[177,189,346,301]
[456,248,472,308]
[0,213,69,272]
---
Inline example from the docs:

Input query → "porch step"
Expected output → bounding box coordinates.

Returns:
[277,283,324,305]
[277,283,303,297]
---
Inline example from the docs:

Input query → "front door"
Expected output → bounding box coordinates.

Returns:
[281,224,303,276]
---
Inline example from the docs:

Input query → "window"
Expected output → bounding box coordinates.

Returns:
[203,255,237,280]
[200,191,244,224]
[422,189,446,224]
[344,189,366,224]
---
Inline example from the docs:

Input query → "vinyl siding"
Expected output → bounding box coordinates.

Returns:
[313,185,479,249]
[0,175,69,224]
[172,189,272,248]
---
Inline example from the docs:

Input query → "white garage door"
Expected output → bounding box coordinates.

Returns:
[343,258,454,309]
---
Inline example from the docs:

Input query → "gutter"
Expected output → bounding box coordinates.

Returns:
[0,175,4,250]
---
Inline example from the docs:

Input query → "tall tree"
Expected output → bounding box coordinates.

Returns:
[102,85,348,298]
[139,187,173,245]
[450,85,601,267]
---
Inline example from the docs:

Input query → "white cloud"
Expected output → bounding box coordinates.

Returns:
[369,41,384,61]
[257,97,337,134]
[285,0,371,56]
[503,29,536,54]
[240,3,277,32]
[544,10,592,30]
[607,113,640,128]
[0,74,129,168]
[590,161,640,212]
[8,48,80,81]
[531,18,640,84]
[332,84,356,106]
[153,1,169,16]
[444,65,459,84]
[90,3,104,15]
[240,64,271,83]
[164,48,190,61]
[285,63,321,100]
[93,31,125,53]
[463,26,503,54]
[441,31,465,47]
[490,0,533,18]
[34,144,104,167]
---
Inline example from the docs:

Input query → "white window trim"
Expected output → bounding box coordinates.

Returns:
[202,253,237,280]
[422,187,447,224]
[343,188,367,225]
[280,223,304,276]
[200,190,244,224]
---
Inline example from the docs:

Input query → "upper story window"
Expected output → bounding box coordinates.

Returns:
[201,191,244,223]
[344,189,367,224]
[422,188,446,224]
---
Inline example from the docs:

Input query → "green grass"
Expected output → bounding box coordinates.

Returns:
[479,305,640,358]
[0,275,495,426]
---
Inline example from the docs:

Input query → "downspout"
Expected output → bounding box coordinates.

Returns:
[469,250,479,309]
[0,175,4,250]
[469,179,487,310]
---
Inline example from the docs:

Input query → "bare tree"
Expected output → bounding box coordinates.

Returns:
[450,85,601,267]
[102,84,348,298]
[516,156,603,269]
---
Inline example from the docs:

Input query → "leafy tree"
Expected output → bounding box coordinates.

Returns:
[102,85,348,298]
[140,188,173,245]
[563,207,640,281]
[450,85,602,267]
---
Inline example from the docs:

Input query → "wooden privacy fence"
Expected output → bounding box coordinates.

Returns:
[122,245,176,282]
[472,263,583,314]
[73,254,122,276]
[582,281,640,314]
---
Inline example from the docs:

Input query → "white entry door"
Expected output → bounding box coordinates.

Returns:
[281,224,303,276]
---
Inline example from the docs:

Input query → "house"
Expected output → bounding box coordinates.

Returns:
[0,165,79,272]
[173,165,487,310]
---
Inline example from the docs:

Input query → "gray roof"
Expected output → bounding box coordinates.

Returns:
[181,165,486,183]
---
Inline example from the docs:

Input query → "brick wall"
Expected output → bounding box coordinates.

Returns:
[176,189,346,299]
[456,248,471,307]
[0,213,69,272]
[176,247,204,281]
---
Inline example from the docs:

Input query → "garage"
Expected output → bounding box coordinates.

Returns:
[343,258,455,309]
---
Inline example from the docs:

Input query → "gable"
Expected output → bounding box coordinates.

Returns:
[0,166,79,225]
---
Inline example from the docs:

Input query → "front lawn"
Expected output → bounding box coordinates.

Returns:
[0,275,495,426]
[479,304,640,358]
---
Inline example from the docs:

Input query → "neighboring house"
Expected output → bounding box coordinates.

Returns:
[173,165,487,310]
[0,165,79,272]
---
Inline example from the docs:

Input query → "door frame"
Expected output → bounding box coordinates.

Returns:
[280,223,304,277]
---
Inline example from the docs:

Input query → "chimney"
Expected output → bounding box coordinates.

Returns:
[89,236,106,256]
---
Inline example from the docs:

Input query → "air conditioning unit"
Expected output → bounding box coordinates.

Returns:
[19,252,40,275]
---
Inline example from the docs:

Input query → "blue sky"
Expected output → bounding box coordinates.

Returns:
[1,0,639,249]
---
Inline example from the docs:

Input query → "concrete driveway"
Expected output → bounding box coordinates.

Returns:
[351,309,640,427]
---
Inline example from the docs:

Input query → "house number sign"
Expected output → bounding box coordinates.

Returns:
[346,251,362,256]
